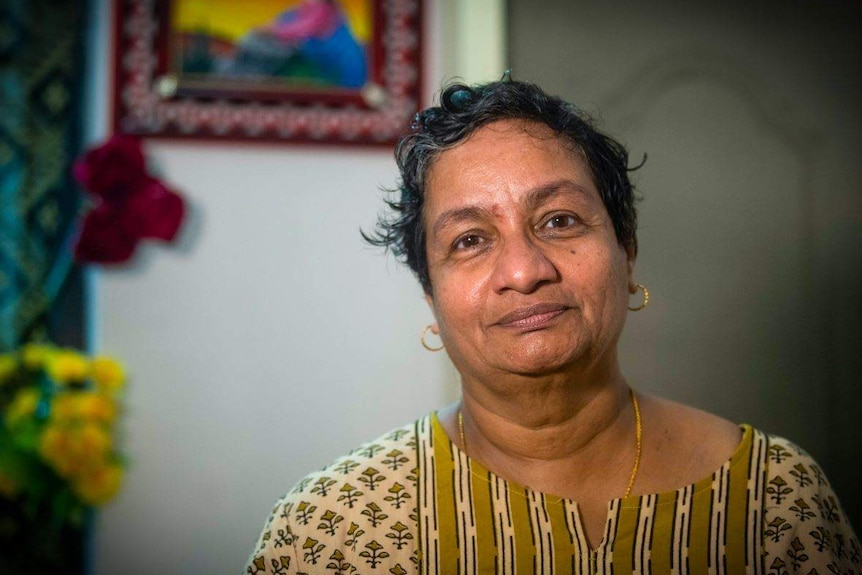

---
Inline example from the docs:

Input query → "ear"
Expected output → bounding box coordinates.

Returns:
[626,248,637,293]
[424,293,440,334]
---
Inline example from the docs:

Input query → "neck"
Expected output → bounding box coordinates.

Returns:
[457,358,634,469]
[464,384,630,459]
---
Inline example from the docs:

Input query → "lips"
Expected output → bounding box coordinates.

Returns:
[494,303,570,330]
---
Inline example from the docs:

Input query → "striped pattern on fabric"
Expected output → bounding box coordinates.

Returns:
[418,413,767,575]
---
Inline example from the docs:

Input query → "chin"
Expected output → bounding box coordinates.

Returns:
[497,349,582,377]
[502,337,613,377]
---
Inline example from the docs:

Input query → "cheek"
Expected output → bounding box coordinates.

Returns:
[432,274,488,336]
[435,281,474,323]
[574,245,630,309]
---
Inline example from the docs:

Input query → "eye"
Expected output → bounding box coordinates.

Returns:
[453,234,485,251]
[542,214,579,229]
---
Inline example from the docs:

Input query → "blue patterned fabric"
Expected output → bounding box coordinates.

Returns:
[0,0,86,351]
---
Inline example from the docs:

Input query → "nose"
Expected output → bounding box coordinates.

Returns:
[491,233,558,294]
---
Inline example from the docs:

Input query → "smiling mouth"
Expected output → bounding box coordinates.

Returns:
[495,304,570,331]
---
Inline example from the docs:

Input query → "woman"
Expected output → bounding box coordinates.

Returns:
[244,78,859,574]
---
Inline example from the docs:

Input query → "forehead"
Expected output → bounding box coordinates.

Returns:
[424,119,597,211]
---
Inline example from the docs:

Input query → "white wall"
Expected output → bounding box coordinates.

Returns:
[93,146,451,575]
[86,2,505,574]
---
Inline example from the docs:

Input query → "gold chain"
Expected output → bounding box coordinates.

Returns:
[457,388,642,499]
[624,388,642,498]
[458,408,466,453]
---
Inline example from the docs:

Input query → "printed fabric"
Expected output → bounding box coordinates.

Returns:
[243,414,860,574]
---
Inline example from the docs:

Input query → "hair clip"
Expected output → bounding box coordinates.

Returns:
[441,85,475,112]
[449,88,473,109]
[500,69,513,83]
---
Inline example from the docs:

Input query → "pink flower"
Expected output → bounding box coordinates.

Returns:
[72,135,146,199]
[72,136,185,264]
[73,204,137,264]
[120,176,185,242]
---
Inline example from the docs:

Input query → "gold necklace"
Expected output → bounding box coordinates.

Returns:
[457,388,642,498]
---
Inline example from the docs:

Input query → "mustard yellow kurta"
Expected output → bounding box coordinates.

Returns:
[244,414,860,574]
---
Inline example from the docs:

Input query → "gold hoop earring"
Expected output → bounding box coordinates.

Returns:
[421,325,444,352]
[628,283,650,311]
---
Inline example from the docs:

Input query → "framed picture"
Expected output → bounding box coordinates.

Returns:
[113,0,423,145]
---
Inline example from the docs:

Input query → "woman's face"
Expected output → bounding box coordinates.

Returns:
[423,119,634,382]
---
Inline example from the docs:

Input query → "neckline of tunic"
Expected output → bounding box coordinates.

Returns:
[429,411,754,552]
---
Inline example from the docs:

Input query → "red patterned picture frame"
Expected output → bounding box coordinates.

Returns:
[112,0,423,145]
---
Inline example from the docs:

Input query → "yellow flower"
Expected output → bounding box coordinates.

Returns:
[21,343,54,370]
[51,392,78,422]
[75,392,117,425]
[47,349,90,384]
[90,356,125,394]
[40,421,113,478]
[49,392,117,425]
[73,462,123,505]
[0,353,17,384]
[5,388,40,428]
[40,423,76,477]
[76,422,113,466]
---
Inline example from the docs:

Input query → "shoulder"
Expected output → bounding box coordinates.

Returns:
[642,394,741,445]
[638,394,742,492]
[762,432,861,573]
[243,419,425,574]
[283,419,420,513]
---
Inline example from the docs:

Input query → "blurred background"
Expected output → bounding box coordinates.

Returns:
[1,0,859,573]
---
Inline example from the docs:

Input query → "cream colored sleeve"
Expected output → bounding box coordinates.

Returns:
[241,423,420,574]
[243,495,301,575]
[762,435,860,574]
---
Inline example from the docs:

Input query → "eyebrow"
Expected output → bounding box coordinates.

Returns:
[431,205,494,238]
[524,179,592,212]
[430,179,593,238]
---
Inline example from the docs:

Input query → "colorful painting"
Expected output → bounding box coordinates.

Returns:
[112,0,423,145]
[170,0,372,91]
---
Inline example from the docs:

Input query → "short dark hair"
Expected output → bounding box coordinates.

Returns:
[364,78,641,295]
